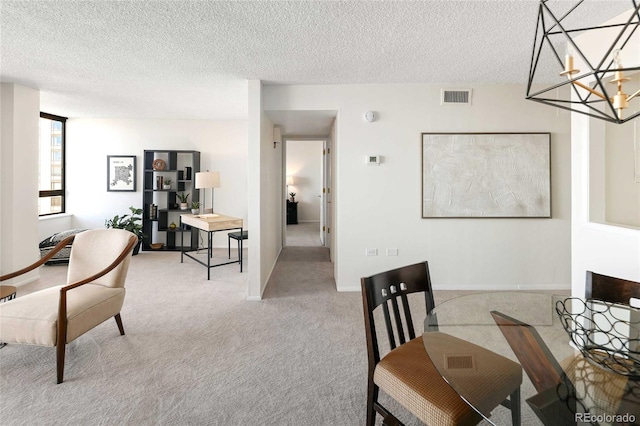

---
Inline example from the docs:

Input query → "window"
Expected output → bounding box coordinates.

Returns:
[39,112,67,215]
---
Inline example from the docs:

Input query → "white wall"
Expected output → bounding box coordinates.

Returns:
[0,83,41,285]
[604,76,640,228]
[247,80,283,300]
[265,83,572,291]
[38,214,73,242]
[286,140,323,222]
[572,115,640,296]
[605,119,640,228]
[570,11,640,294]
[64,118,248,248]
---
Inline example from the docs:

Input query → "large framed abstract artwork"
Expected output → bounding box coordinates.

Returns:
[107,155,136,192]
[421,133,551,218]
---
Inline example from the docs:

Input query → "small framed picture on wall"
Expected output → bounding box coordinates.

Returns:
[107,155,136,192]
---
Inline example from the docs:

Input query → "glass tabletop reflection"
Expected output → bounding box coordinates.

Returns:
[422,292,640,425]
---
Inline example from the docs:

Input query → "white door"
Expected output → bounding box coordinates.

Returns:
[322,139,332,249]
[320,141,326,246]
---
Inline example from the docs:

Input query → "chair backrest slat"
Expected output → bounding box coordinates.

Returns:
[400,293,416,341]
[381,301,397,350]
[361,261,434,363]
[389,297,406,346]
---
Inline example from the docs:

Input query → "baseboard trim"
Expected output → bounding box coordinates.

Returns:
[337,285,361,292]
[5,274,39,288]
[431,283,571,291]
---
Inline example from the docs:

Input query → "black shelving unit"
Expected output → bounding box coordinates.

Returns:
[142,150,200,251]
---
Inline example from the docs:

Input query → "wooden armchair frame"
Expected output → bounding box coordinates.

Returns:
[0,231,138,383]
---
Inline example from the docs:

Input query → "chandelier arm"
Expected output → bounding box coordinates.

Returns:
[626,88,640,102]
[571,81,606,100]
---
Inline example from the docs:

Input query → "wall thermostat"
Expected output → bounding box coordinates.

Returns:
[366,155,381,165]
[364,111,377,122]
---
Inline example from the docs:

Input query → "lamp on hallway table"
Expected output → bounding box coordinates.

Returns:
[286,175,294,197]
[195,171,220,214]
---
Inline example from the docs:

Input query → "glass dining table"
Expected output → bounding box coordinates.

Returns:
[422,292,640,426]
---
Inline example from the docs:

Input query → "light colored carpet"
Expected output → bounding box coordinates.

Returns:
[286,222,322,247]
[1,248,551,425]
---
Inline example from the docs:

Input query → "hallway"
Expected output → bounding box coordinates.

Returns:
[286,221,322,247]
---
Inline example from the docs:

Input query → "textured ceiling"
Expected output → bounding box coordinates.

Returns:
[0,1,631,121]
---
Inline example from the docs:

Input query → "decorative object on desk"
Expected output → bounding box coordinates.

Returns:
[152,158,166,170]
[422,133,551,218]
[150,243,164,250]
[104,206,146,255]
[163,179,171,190]
[169,222,177,230]
[176,192,190,210]
[107,155,136,192]
[556,297,640,378]
[526,1,640,124]
[289,192,296,202]
[190,201,200,214]
[195,171,220,213]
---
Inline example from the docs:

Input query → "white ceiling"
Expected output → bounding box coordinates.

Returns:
[0,0,631,134]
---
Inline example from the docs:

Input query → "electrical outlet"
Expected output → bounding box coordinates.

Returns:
[386,248,398,256]
[365,248,377,256]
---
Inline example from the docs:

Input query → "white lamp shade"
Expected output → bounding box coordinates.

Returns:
[195,171,220,189]
[286,175,294,185]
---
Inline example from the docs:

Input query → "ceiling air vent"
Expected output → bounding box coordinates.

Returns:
[441,89,472,105]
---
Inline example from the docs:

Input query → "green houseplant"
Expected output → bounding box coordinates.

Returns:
[190,201,200,214]
[105,206,146,255]
[177,192,190,210]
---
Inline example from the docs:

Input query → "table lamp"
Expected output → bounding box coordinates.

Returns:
[195,171,220,214]
[286,175,294,196]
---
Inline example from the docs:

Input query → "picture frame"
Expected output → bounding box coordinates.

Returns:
[421,133,551,218]
[107,155,136,192]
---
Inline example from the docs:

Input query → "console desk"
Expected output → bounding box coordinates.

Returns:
[180,213,244,279]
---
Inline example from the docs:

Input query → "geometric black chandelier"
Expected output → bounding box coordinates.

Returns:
[526,0,640,124]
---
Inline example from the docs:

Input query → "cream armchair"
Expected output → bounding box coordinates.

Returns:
[0,229,138,383]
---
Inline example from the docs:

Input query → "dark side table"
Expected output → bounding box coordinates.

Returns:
[287,200,298,224]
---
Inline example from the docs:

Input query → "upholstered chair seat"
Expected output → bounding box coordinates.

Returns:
[0,284,125,346]
[374,336,482,426]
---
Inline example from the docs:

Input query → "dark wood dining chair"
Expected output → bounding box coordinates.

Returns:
[361,261,522,426]
[491,311,577,426]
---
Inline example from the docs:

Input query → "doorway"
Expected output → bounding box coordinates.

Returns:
[285,139,326,247]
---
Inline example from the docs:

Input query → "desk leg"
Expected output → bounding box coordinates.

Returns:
[239,227,243,272]
[180,220,184,263]
[207,231,212,280]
